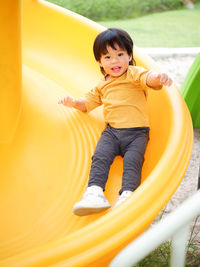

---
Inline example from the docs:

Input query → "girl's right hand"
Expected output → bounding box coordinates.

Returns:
[58,96,75,107]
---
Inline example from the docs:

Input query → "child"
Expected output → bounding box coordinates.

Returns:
[58,28,172,216]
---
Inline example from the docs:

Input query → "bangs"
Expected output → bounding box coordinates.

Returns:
[93,28,133,61]
[99,37,127,56]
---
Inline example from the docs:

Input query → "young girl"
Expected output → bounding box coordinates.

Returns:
[58,28,172,216]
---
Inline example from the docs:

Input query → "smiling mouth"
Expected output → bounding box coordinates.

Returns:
[112,67,121,73]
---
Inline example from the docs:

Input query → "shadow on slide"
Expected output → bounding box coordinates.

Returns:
[0,0,193,266]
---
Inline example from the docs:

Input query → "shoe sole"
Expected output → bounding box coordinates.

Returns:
[73,206,110,216]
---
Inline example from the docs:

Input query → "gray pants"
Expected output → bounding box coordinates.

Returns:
[88,124,149,194]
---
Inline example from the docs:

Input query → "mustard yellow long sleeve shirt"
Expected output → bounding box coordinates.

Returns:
[84,66,152,128]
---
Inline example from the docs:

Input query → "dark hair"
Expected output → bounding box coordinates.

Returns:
[93,28,136,75]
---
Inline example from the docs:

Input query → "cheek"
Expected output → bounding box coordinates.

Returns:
[125,57,130,65]
[101,62,110,69]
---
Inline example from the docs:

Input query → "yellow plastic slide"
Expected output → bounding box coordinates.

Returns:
[0,0,193,266]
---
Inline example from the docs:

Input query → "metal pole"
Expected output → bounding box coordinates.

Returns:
[170,224,190,267]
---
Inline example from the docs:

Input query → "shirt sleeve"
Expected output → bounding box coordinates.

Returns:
[139,69,153,91]
[128,66,153,98]
[83,86,103,113]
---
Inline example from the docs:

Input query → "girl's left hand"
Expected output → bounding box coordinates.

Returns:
[156,73,173,87]
[147,71,173,89]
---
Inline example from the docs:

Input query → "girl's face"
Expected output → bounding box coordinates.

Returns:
[98,43,132,79]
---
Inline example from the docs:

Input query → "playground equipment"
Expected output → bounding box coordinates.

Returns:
[110,190,200,267]
[0,0,193,266]
[181,53,200,128]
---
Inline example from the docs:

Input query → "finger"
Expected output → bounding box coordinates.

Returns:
[159,73,168,84]
[58,98,63,104]
[153,73,161,80]
[64,96,69,102]
[167,79,173,87]
[164,77,173,87]
[160,74,173,86]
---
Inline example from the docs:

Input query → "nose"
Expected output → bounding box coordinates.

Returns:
[111,56,118,63]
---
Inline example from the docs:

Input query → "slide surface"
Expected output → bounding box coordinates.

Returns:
[0,0,193,266]
[181,53,200,128]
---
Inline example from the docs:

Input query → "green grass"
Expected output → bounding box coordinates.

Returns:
[133,216,200,267]
[98,3,200,48]
[134,239,200,267]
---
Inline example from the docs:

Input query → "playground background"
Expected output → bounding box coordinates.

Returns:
[48,0,200,47]
[49,0,200,264]
[152,55,200,233]
[47,0,200,226]
[0,1,198,266]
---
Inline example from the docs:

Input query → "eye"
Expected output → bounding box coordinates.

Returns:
[104,55,110,59]
[118,53,123,57]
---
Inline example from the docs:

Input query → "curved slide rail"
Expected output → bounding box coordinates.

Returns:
[181,53,200,128]
[0,0,193,266]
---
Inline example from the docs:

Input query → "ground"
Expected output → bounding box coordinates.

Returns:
[153,54,200,241]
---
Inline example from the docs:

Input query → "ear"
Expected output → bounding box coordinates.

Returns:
[129,55,133,62]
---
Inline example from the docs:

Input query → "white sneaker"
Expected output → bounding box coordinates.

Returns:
[73,185,111,216]
[114,191,132,208]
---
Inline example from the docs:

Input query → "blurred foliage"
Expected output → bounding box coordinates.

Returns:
[47,0,184,21]
[100,2,200,47]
